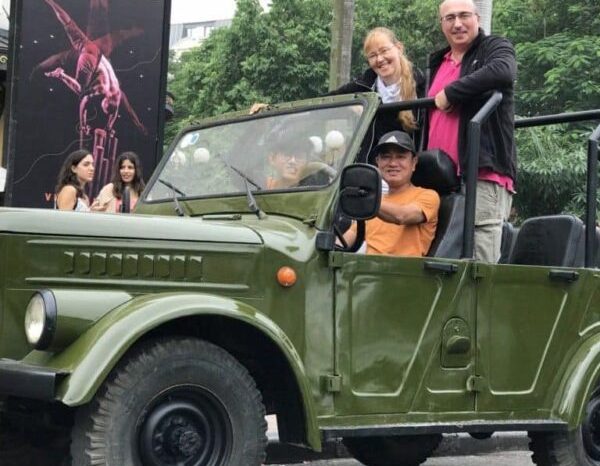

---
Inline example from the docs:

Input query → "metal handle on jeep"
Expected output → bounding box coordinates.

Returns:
[424,261,458,275]
[549,270,580,283]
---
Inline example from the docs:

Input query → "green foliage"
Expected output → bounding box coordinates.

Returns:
[494,0,600,115]
[515,34,600,115]
[513,124,598,221]
[165,0,331,143]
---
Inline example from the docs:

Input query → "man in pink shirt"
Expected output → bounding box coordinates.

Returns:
[425,0,517,262]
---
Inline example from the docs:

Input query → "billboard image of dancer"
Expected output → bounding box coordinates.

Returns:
[4,0,170,207]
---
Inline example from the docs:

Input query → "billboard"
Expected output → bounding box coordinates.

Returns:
[4,0,171,207]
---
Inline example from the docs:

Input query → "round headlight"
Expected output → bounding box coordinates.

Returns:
[24,290,57,350]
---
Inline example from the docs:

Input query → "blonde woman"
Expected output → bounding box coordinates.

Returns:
[331,27,424,137]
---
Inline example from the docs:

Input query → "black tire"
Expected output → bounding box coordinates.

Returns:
[343,434,442,466]
[70,337,267,466]
[530,391,600,465]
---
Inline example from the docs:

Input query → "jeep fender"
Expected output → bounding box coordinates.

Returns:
[48,292,320,449]
[553,334,600,429]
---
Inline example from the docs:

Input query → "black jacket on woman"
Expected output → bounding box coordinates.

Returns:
[328,68,426,148]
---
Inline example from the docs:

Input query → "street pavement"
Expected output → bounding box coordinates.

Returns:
[266,416,532,465]
[272,451,535,465]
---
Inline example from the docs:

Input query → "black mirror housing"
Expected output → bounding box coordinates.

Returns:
[339,164,381,220]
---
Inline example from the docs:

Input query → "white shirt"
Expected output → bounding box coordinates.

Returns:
[376,76,401,104]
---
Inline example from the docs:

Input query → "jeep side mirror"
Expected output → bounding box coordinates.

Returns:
[339,164,381,220]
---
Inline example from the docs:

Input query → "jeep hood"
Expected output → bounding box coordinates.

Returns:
[0,208,262,245]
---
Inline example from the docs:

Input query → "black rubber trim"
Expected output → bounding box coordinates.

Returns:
[321,420,568,440]
[35,289,58,350]
[0,359,61,401]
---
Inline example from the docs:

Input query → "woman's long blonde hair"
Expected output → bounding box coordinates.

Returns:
[363,27,417,131]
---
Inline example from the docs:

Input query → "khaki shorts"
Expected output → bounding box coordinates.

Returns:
[474,180,513,263]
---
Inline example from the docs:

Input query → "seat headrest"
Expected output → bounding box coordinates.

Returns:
[509,215,584,267]
[412,149,461,195]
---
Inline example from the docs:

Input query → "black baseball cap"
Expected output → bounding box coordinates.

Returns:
[373,131,416,157]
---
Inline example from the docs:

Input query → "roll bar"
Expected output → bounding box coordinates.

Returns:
[377,97,600,264]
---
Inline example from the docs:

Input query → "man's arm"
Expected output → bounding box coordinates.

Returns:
[341,226,357,248]
[379,189,440,226]
[445,36,516,104]
[377,199,426,225]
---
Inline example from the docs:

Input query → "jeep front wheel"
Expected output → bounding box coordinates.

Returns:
[343,434,442,466]
[530,389,600,465]
[70,337,267,466]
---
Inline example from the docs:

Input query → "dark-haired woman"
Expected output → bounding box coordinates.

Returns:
[55,149,94,211]
[95,151,145,213]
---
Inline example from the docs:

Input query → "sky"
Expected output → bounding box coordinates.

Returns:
[171,0,271,24]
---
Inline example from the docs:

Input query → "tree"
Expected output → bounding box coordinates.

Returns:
[475,0,493,34]
[329,0,355,91]
[494,0,600,115]
[166,0,331,141]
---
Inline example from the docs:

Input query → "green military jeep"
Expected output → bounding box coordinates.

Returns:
[0,92,600,466]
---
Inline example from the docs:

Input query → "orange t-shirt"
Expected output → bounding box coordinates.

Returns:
[358,185,440,257]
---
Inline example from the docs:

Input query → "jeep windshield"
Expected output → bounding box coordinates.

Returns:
[146,104,364,202]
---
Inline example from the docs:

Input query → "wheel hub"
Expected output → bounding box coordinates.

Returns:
[169,425,203,457]
[139,389,232,466]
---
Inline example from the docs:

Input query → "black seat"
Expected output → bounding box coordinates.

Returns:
[411,149,463,258]
[573,226,600,268]
[499,222,518,264]
[508,215,584,267]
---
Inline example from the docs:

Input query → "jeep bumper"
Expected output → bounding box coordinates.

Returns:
[0,359,61,401]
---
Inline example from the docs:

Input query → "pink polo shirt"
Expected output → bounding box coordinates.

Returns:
[428,52,514,192]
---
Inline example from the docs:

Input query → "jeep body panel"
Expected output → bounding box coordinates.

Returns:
[320,251,600,432]
[0,209,263,359]
[35,292,320,448]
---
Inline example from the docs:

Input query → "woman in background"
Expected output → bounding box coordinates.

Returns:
[95,151,145,213]
[55,149,94,211]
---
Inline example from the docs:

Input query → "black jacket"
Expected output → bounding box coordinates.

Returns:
[329,68,426,145]
[330,67,425,97]
[425,31,517,181]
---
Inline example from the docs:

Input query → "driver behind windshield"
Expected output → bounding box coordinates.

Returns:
[266,136,311,189]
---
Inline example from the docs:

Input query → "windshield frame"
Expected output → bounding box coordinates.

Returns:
[137,93,379,226]
[143,97,370,203]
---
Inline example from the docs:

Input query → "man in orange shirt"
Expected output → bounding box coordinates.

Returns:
[344,131,440,256]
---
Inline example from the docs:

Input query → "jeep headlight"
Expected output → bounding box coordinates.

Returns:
[24,290,57,350]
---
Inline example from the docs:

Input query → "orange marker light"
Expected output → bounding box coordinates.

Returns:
[277,266,297,287]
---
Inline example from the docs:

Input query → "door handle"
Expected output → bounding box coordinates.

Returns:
[549,270,579,283]
[424,261,458,275]
[446,335,471,354]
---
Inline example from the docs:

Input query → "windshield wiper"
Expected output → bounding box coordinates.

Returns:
[158,178,187,217]
[214,153,264,219]
[244,179,265,219]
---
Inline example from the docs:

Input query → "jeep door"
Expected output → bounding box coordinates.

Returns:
[475,262,592,413]
[332,253,476,415]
